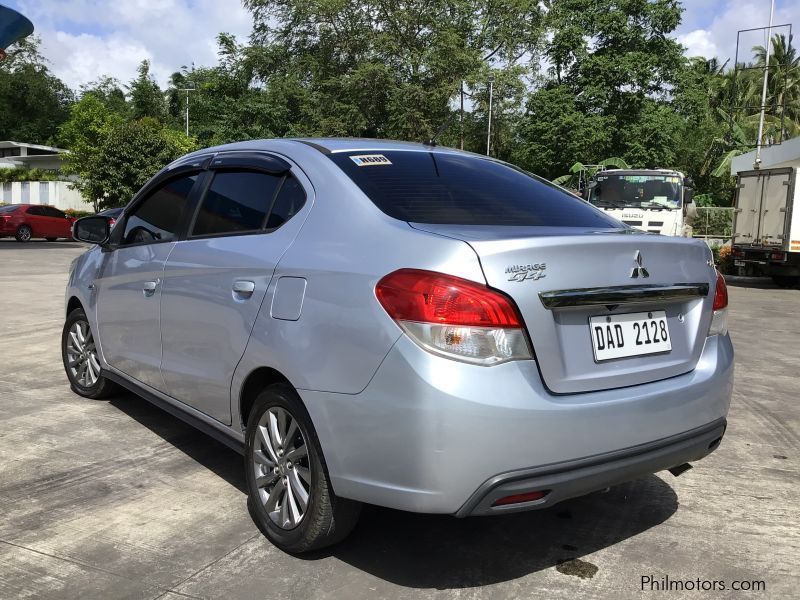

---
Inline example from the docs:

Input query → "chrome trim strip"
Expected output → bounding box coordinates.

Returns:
[539,283,710,309]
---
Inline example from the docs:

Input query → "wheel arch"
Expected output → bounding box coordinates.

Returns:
[238,366,296,430]
[66,296,84,317]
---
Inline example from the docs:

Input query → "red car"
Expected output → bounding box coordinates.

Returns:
[0,204,77,242]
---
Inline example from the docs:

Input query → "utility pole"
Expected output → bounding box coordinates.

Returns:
[486,74,495,156]
[460,82,465,151]
[179,82,196,136]
[754,0,775,169]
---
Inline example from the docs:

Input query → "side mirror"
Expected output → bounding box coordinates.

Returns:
[73,215,110,245]
[684,187,694,205]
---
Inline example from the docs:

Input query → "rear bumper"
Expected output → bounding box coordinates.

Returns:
[457,417,726,516]
[300,333,734,515]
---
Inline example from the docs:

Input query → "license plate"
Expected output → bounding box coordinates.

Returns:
[589,311,671,362]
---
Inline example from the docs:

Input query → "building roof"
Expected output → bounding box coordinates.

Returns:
[731,136,800,175]
[0,141,67,154]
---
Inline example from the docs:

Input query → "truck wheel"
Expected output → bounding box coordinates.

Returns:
[772,276,799,289]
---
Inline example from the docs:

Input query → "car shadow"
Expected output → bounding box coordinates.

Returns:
[325,476,677,587]
[107,390,679,588]
[724,275,795,290]
[108,392,247,494]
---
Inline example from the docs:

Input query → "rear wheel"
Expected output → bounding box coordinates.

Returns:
[62,308,119,399]
[244,384,361,553]
[772,275,799,289]
[15,225,32,242]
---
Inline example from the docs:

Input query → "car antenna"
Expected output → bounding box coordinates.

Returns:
[424,113,458,147]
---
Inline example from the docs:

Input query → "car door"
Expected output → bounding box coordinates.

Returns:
[159,153,309,423]
[24,205,47,236]
[95,171,201,390]
[42,206,71,237]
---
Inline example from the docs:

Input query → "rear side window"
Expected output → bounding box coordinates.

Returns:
[267,176,306,230]
[121,174,197,246]
[192,170,282,237]
[329,151,620,227]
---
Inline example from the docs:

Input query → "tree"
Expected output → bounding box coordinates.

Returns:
[61,104,196,211]
[241,0,547,143]
[128,60,166,121]
[0,36,74,144]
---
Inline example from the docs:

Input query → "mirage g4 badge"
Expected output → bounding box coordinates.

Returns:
[630,250,650,279]
[506,263,546,282]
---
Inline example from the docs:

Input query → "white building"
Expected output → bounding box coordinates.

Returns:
[0,141,87,211]
[731,136,800,175]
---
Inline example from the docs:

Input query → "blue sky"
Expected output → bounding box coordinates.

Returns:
[4,1,799,89]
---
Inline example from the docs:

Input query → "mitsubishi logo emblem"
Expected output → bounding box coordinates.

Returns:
[630,250,650,279]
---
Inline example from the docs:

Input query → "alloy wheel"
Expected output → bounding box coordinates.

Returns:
[65,320,100,387]
[253,406,312,529]
[17,226,31,241]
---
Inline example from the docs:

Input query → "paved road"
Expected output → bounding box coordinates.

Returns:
[0,239,797,599]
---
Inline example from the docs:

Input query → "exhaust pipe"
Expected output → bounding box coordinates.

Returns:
[668,463,693,477]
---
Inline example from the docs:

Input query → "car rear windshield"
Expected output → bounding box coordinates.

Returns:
[328,151,620,227]
[0,205,20,213]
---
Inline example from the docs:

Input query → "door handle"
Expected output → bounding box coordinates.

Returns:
[233,280,256,297]
[142,280,158,296]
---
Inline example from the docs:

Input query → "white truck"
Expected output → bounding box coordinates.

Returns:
[584,169,697,237]
[732,167,800,288]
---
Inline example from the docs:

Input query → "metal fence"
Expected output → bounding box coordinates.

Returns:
[692,207,736,246]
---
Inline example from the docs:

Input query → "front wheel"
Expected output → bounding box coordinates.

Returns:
[15,225,32,242]
[62,308,119,399]
[245,384,361,553]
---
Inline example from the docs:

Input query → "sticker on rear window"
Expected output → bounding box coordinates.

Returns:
[350,154,392,166]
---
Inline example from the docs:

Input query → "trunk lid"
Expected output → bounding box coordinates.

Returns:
[412,224,717,393]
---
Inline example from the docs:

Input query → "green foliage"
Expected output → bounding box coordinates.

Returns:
[553,157,630,190]
[59,95,196,210]
[0,168,65,182]
[0,37,74,144]
[128,60,166,121]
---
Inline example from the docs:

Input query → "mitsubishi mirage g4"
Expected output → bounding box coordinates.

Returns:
[65,139,733,553]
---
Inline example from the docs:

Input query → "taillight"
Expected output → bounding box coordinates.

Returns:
[770,251,786,262]
[732,247,744,258]
[376,269,532,365]
[709,271,728,336]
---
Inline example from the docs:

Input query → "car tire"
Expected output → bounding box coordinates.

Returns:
[45,237,58,242]
[61,308,119,399]
[15,225,32,242]
[772,276,799,289]
[244,384,361,553]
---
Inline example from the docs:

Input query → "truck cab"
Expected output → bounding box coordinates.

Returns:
[585,169,696,237]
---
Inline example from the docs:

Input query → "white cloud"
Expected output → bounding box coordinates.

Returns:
[677,29,719,59]
[676,1,800,63]
[12,0,252,89]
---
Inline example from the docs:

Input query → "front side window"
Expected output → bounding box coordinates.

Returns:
[329,151,620,227]
[121,174,197,246]
[191,170,282,237]
[26,206,44,216]
[43,206,65,218]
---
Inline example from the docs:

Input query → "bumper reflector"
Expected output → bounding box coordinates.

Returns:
[492,490,549,506]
